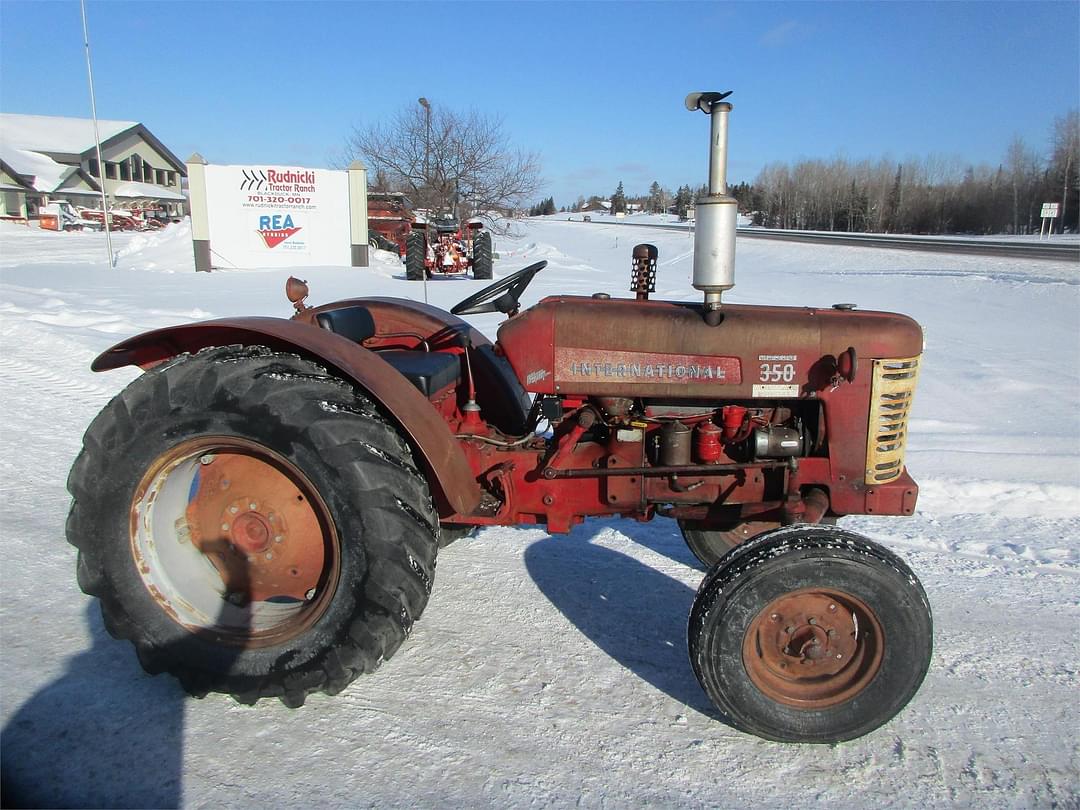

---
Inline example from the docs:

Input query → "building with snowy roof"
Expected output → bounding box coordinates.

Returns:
[0,113,187,221]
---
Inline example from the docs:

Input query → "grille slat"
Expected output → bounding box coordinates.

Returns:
[865,355,920,484]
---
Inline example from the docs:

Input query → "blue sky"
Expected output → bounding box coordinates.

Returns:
[1,1,1077,206]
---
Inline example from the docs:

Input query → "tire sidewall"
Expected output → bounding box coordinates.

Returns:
[75,357,397,690]
[695,549,932,742]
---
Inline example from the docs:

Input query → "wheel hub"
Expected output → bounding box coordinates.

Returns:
[131,437,339,642]
[229,508,272,554]
[187,455,324,602]
[743,588,883,708]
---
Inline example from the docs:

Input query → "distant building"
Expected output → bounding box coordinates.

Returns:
[0,114,187,221]
[0,158,36,221]
[579,199,611,212]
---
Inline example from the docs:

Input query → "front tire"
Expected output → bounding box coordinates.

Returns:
[67,346,439,707]
[689,526,932,742]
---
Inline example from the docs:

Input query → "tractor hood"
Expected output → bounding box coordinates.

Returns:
[496,296,923,398]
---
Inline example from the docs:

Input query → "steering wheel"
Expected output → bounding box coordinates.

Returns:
[450,261,547,316]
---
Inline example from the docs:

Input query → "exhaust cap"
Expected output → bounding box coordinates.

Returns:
[685,91,733,113]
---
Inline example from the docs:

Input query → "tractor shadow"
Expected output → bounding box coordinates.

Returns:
[2,564,254,809]
[1,602,187,809]
[523,518,726,723]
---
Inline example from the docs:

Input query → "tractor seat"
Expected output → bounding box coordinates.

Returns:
[315,306,460,398]
[373,350,460,398]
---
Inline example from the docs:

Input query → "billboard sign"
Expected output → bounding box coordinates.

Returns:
[201,164,351,268]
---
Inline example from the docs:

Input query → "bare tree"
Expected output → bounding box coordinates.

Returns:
[1050,110,1079,232]
[342,101,542,227]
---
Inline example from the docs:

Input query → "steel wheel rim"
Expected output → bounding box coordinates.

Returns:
[130,437,340,646]
[742,588,884,709]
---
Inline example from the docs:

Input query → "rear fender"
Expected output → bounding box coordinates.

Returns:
[92,316,483,517]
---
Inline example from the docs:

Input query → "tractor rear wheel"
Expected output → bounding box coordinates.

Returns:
[472,231,493,280]
[66,346,439,707]
[405,230,427,281]
[689,525,932,742]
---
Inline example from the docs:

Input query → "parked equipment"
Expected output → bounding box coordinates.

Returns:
[66,91,931,744]
[39,201,166,232]
[39,201,101,232]
[406,214,492,281]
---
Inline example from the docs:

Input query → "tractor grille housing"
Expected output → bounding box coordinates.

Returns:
[865,356,920,484]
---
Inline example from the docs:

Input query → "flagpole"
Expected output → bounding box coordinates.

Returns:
[79,0,115,267]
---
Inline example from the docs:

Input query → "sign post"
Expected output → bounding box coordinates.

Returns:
[1040,202,1059,239]
[187,154,212,272]
[348,160,370,267]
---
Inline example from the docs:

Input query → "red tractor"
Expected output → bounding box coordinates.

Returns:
[366,192,415,256]
[405,214,492,281]
[67,92,931,743]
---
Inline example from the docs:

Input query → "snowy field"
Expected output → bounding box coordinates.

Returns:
[1,217,1078,807]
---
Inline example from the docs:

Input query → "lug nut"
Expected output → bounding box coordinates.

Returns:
[785,626,795,634]
[305,588,316,600]
[828,603,837,612]
[229,506,239,514]
[769,613,780,623]
[808,617,817,626]
[249,502,258,511]
[221,523,230,532]
[265,551,273,560]
[274,535,284,543]
[199,455,214,465]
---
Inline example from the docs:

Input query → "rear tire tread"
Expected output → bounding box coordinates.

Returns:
[67,346,438,707]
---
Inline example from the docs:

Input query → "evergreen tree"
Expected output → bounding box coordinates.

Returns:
[648,181,663,213]
[674,185,693,219]
[612,181,627,214]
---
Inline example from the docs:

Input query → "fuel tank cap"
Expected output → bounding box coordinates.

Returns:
[832,303,857,310]
[592,293,611,300]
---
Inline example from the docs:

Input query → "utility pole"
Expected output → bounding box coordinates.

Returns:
[418,97,431,210]
[80,0,115,267]
[417,97,432,306]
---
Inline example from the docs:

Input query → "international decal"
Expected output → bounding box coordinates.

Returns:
[555,348,741,384]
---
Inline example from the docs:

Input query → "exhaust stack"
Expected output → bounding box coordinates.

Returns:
[685,91,737,320]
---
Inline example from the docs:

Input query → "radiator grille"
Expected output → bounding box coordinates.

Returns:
[865,356,920,484]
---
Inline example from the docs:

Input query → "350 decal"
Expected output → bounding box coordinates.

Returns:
[246,195,312,205]
[759,362,796,383]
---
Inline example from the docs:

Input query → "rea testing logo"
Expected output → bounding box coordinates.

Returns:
[256,213,302,248]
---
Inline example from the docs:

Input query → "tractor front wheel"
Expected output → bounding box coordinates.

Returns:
[689,525,932,743]
[66,346,439,707]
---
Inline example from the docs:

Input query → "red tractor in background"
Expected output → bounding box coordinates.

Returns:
[367,193,493,281]
[65,91,932,744]
[405,213,492,281]
[366,192,414,256]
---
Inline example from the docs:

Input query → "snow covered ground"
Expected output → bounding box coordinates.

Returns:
[1,217,1078,807]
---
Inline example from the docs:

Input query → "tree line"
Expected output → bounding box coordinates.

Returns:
[560,111,1078,234]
